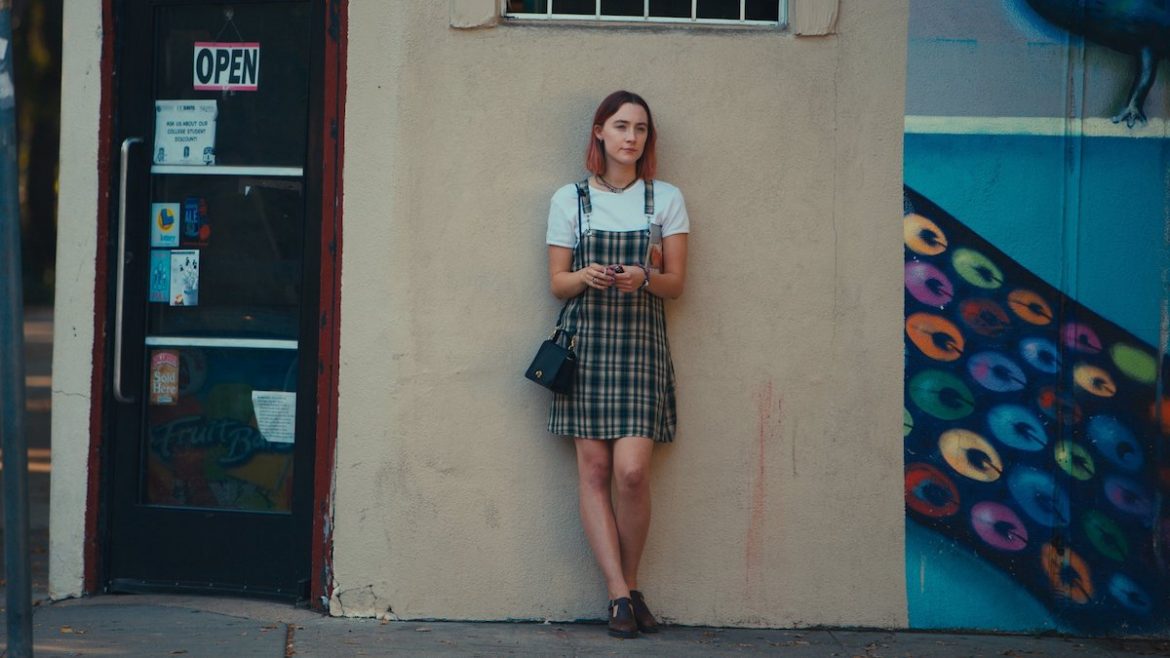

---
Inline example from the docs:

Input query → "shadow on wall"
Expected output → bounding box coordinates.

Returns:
[902,187,1169,636]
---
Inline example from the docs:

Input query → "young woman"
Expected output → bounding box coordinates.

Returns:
[545,90,689,638]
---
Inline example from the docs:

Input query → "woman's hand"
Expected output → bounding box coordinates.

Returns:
[610,264,646,294]
[580,263,615,291]
[550,247,619,298]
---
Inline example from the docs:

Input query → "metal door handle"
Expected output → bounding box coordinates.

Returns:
[114,137,142,403]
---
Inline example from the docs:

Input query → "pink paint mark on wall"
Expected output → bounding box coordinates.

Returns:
[745,380,781,594]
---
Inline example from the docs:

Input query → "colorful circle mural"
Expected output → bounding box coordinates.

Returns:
[905,261,955,307]
[970,501,1029,552]
[906,313,965,362]
[1073,363,1117,398]
[952,248,1004,289]
[905,463,961,518]
[903,188,1170,633]
[1082,510,1128,563]
[1062,322,1103,354]
[1087,415,1142,472]
[904,213,948,256]
[1054,441,1095,481]
[1109,343,1156,384]
[939,429,1003,482]
[986,404,1049,452]
[1008,467,1070,527]
[967,351,1027,392]
[959,298,1010,337]
[1018,337,1062,374]
[909,370,976,420]
[1006,289,1053,325]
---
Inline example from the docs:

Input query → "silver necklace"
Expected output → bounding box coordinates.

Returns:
[597,175,637,193]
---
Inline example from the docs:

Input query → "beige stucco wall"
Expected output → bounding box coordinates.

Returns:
[333,1,909,627]
[50,0,104,600]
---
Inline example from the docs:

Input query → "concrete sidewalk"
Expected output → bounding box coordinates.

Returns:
[1,593,1167,657]
[5,311,1168,657]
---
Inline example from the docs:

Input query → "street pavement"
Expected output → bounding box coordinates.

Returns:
[4,592,1170,657]
[4,308,1170,656]
[0,306,51,601]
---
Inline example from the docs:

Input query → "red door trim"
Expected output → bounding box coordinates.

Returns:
[311,0,347,610]
[84,0,119,594]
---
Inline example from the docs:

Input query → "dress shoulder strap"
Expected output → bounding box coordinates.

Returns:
[575,179,592,215]
[644,179,654,217]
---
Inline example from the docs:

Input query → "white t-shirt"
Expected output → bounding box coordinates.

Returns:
[546,179,690,248]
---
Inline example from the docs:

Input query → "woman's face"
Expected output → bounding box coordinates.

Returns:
[593,102,649,172]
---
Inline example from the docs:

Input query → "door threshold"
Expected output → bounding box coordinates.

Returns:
[108,577,308,606]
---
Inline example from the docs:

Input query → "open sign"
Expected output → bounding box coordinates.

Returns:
[193,42,260,91]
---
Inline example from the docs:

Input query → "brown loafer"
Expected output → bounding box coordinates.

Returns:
[607,597,638,638]
[630,590,659,633]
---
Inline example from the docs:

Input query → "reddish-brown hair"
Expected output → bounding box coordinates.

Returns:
[585,90,657,180]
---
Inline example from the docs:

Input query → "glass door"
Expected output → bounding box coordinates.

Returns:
[107,0,321,599]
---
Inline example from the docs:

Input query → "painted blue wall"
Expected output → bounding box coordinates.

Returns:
[904,0,1170,636]
[905,133,1169,347]
[906,522,1069,632]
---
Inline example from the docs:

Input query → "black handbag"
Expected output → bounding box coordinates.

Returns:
[525,182,588,393]
[525,329,577,393]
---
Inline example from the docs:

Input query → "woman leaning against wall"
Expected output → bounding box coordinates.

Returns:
[543,90,689,638]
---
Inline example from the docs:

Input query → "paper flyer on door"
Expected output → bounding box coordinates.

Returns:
[150,202,180,247]
[149,350,180,406]
[169,249,199,306]
[181,196,211,246]
[154,100,217,165]
[251,391,296,444]
[149,250,170,303]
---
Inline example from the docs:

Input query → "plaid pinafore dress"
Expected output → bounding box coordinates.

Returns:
[548,180,678,443]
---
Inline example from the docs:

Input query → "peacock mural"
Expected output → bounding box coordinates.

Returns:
[1023,0,1170,126]
[904,1,1169,635]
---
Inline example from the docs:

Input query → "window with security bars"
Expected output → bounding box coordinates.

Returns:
[504,1,786,26]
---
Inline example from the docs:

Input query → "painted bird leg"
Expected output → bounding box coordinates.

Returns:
[1113,47,1156,128]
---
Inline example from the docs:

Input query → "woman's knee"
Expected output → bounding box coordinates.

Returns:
[576,441,612,491]
[614,461,649,493]
[613,436,653,493]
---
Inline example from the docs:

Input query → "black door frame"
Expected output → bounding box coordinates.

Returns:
[90,0,346,607]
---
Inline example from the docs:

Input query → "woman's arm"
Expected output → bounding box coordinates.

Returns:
[549,246,615,300]
[611,234,688,299]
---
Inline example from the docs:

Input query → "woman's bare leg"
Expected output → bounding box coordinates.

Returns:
[612,436,654,591]
[574,438,629,600]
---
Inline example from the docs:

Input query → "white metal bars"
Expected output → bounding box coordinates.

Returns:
[503,0,786,27]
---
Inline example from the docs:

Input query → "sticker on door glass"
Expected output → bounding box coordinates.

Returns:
[193,42,259,92]
[149,350,180,406]
[154,100,217,165]
[169,250,199,306]
[251,391,296,444]
[150,202,180,247]
[181,196,211,246]
[149,250,170,303]
[0,36,14,110]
